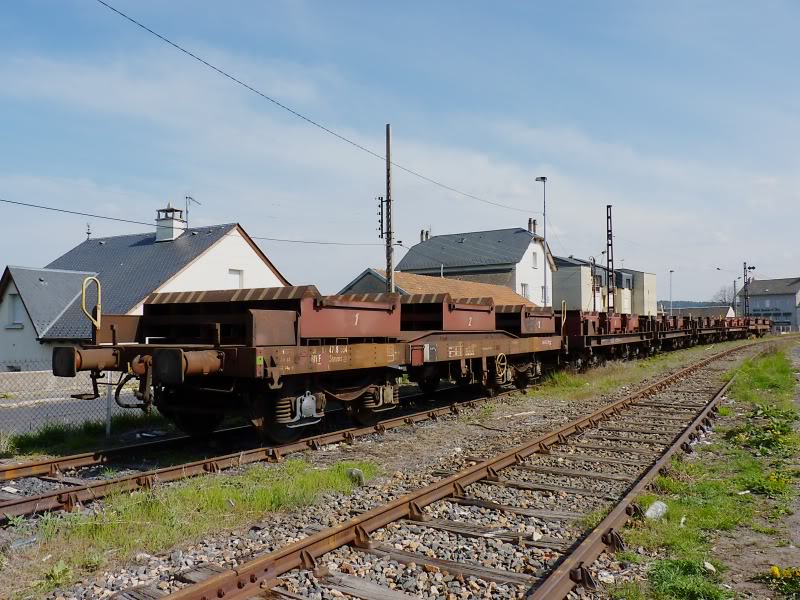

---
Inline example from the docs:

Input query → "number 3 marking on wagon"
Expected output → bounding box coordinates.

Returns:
[355,313,359,326]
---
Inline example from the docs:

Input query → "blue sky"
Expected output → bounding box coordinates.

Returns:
[1,1,797,297]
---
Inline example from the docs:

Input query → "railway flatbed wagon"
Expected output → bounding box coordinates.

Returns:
[558,310,654,367]
[52,286,562,440]
[51,279,771,440]
[402,299,562,395]
[54,286,409,441]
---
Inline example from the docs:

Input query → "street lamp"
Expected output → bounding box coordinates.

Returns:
[669,270,675,316]
[535,176,548,307]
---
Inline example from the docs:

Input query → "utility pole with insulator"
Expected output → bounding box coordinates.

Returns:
[743,262,755,317]
[385,124,394,293]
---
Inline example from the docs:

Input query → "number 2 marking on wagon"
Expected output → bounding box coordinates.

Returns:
[468,317,473,327]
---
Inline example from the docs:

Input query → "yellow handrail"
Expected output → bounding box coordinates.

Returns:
[81,276,102,331]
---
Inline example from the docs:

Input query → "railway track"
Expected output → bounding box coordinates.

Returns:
[0,387,502,520]
[141,342,756,600]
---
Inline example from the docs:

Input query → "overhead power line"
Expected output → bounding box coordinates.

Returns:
[95,0,530,214]
[0,197,382,247]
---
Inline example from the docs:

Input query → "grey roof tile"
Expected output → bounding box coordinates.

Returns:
[4,267,95,338]
[40,224,237,339]
[397,228,538,271]
[741,277,800,297]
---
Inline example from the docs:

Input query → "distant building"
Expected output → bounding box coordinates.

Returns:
[0,206,289,370]
[395,220,555,305]
[340,269,533,306]
[739,277,800,332]
[670,306,735,319]
[552,257,657,315]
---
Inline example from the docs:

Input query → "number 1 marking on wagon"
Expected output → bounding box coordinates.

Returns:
[355,313,359,326]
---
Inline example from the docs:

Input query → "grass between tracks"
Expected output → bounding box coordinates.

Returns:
[537,338,756,403]
[608,344,800,600]
[2,458,379,596]
[0,412,173,459]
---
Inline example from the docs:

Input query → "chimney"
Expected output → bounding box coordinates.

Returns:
[425,229,430,240]
[420,229,425,243]
[528,218,537,235]
[155,203,187,242]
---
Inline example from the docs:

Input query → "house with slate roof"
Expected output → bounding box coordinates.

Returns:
[739,277,800,332]
[0,206,288,370]
[395,220,555,306]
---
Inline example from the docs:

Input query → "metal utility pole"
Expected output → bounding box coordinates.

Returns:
[669,270,675,316]
[535,176,547,307]
[606,205,615,313]
[590,256,597,312]
[742,262,755,317]
[732,279,738,315]
[385,124,394,293]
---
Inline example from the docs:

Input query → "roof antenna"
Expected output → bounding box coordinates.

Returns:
[86,222,92,240]
[185,195,201,228]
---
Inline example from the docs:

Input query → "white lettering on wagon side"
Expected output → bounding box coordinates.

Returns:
[448,343,464,358]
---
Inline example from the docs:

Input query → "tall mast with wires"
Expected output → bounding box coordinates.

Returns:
[606,205,615,314]
[385,124,394,293]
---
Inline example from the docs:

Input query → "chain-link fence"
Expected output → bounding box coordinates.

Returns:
[0,359,139,436]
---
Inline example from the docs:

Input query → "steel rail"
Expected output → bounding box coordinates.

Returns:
[0,391,496,520]
[0,388,434,483]
[0,426,250,482]
[530,374,736,598]
[163,343,749,600]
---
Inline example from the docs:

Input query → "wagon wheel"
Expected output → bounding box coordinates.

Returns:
[494,353,508,381]
[348,391,390,426]
[172,412,224,439]
[418,376,440,397]
[249,391,304,444]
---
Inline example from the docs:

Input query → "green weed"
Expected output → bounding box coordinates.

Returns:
[5,412,172,456]
[608,581,647,600]
[12,458,378,595]
[649,559,729,600]
[35,559,72,592]
[579,505,610,529]
[755,566,800,598]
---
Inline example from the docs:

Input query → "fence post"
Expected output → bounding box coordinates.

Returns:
[106,371,113,437]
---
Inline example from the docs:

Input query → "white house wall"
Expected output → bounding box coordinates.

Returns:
[614,288,632,315]
[553,266,594,311]
[514,241,552,306]
[0,281,53,369]
[130,230,285,314]
[632,272,657,316]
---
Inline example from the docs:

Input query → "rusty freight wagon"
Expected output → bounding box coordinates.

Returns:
[52,286,562,440]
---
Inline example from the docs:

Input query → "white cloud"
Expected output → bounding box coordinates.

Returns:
[0,48,798,298]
